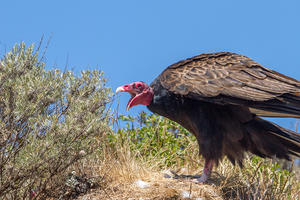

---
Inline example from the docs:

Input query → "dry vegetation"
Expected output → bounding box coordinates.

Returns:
[0,43,112,199]
[0,42,299,200]
[75,113,300,200]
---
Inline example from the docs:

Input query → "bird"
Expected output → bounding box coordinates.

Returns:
[116,52,300,183]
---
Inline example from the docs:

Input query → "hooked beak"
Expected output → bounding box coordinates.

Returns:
[116,86,125,94]
[115,85,135,111]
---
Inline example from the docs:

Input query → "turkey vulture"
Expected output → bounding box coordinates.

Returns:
[116,52,300,183]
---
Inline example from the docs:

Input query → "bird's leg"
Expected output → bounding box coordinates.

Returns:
[195,159,214,183]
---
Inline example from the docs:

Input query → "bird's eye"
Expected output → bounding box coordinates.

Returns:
[137,84,142,88]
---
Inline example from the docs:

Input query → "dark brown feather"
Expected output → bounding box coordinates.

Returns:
[147,52,300,168]
[158,52,300,118]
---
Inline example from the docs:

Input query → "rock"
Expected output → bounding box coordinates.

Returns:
[135,180,150,189]
[181,190,192,199]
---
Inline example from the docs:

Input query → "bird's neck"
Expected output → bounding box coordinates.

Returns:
[147,86,178,119]
[143,87,154,106]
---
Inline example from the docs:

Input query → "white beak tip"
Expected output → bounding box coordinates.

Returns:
[116,86,125,94]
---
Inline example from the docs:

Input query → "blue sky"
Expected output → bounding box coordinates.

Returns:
[1,0,300,129]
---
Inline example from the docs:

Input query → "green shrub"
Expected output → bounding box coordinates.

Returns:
[0,43,112,199]
[110,111,198,167]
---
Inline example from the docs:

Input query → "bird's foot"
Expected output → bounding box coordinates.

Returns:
[192,159,213,184]
[192,173,209,184]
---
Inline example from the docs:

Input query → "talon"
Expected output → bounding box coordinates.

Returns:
[194,173,209,183]
[191,178,205,184]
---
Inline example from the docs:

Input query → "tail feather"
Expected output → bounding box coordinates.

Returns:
[244,117,300,160]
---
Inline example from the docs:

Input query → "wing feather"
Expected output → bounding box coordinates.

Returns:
[157,52,300,117]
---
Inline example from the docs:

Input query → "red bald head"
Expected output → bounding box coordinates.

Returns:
[116,81,154,111]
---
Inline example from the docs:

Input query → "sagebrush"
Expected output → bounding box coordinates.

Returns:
[0,43,112,199]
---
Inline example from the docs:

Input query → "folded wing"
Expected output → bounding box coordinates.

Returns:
[158,52,300,118]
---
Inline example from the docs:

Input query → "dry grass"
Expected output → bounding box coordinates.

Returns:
[73,141,300,200]
[75,147,223,200]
